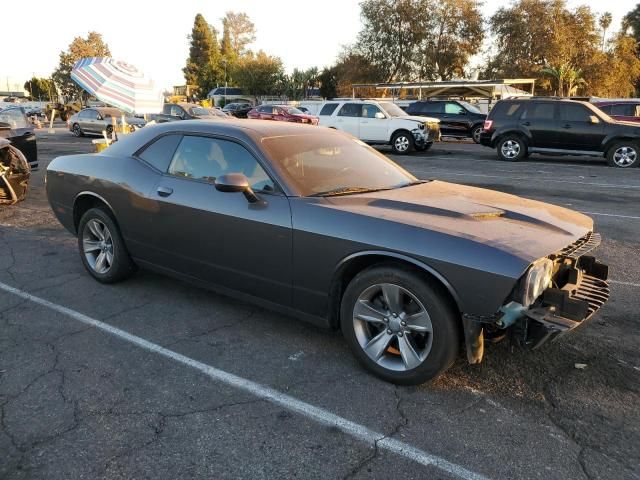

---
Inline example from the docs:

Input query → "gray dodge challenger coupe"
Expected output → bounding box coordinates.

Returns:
[46,120,610,384]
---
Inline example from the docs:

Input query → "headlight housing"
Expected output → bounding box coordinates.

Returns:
[522,258,554,307]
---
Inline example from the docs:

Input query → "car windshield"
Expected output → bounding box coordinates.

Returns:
[261,132,418,196]
[190,107,210,116]
[459,101,482,114]
[379,102,407,117]
[284,107,304,115]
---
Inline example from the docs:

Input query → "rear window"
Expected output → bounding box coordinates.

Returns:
[489,101,524,119]
[318,103,338,116]
[522,103,555,120]
[138,134,182,172]
[337,103,361,117]
[560,104,592,122]
[610,104,635,116]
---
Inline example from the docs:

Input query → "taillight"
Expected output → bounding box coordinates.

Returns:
[483,120,493,131]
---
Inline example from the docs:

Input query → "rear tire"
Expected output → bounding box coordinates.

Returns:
[606,141,639,168]
[72,123,84,137]
[77,207,135,284]
[497,135,526,162]
[471,125,483,144]
[391,131,415,155]
[340,265,460,385]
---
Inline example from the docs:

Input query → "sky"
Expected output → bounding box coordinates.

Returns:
[2,0,637,93]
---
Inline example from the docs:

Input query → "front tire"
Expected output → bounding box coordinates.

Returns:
[391,131,415,155]
[340,265,460,385]
[77,208,135,283]
[497,135,526,161]
[607,141,639,168]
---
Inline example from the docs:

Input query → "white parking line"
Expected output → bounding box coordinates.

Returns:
[412,170,640,190]
[579,211,640,220]
[610,280,640,288]
[0,281,489,480]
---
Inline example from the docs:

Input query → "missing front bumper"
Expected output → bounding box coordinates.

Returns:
[514,256,610,350]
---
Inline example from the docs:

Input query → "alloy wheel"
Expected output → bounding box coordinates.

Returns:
[472,127,482,143]
[501,139,520,158]
[613,146,637,167]
[394,136,410,152]
[353,283,433,372]
[73,124,81,137]
[82,219,114,274]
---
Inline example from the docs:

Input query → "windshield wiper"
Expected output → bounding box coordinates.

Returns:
[310,186,390,197]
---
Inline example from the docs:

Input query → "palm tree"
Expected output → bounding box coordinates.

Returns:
[599,12,613,51]
[540,63,585,97]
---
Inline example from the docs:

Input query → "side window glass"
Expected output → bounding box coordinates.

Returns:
[0,109,28,128]
[138,134,182,172]
[338,103,361,117]
[523,103,555,120]
[444,103,464,115]
[560,105,591,122]
[319,103,338,116]
[361,105,382,118]
[420,102,442,114]
[168,136,275,192]
[610,104,633,116]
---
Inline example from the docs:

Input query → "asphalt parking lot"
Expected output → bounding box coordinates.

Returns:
[1,126,639,480]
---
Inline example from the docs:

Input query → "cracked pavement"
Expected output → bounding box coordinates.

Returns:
[0,128,639,479]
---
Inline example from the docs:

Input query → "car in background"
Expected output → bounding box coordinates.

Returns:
[247,105,319,125]
[68,107,146,137]
[318,100,440,154]
[480,97,640,167]
[0,138,30,204]
[46,121,610,384]
[222,102,253,118]
[592,100,640,124]
[0,106,38,170]
[405,100,486,143]
[151,102,231,123]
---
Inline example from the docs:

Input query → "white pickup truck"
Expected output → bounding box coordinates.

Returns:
[317,100,440,154]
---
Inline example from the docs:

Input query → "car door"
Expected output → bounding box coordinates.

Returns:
[334,103,361,137]
[359,104,388,142]
[0,108,36,163]
[441,102,469,136]
[259,106,275,120]
[519,102,559,149]
[79,109,95,133]
[558,103,605,151]
[150,134,293,306]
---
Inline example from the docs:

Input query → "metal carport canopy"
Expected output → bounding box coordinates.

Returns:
[351,79,536,99]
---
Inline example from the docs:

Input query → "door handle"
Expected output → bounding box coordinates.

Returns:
[361,121,369,124]
[157,186,173,197]
[562,124,572,129]
[521,121,531,126]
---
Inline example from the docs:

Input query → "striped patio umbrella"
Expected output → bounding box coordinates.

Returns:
[71,57,163,114]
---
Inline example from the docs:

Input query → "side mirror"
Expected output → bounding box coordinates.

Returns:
[589,115,600,124]
[374,112,385,119]
[214,173,260,203]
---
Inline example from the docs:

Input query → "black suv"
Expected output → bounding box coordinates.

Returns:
[480,97,640,168]
[222,103,253,118]
[406,100,486,143]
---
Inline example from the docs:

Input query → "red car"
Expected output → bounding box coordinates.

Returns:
[248,105,319,125]
[592,100,640,123]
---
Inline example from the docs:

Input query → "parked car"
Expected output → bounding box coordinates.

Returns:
[480,97,640,168]
[222,102,253,118]
[405,100,486,143]
[68,107,146,137]
[148,102,230,123]
[318,100,440,154]
[46,121,609,384]
[0,106,38,170]
[297,106,310,114]
[247,105,319,125]
[0,138,30,204]
[591,100,640,124]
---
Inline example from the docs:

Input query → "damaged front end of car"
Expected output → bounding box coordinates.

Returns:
[0,138,31,205]
[463,232,609,364]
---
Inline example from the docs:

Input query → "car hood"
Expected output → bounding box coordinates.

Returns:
[397,115,440,124]
[321,180,592,262]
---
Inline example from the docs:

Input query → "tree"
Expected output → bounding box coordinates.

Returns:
[52,32,111,101]
[355,0,425,82]
[583,34,640,97]
[416,0,484,80]
[623,4,640,43]
[221,12,256,57]
[24,77,54,101]
[183,14,223,97]
[232,51,284,101]
[332,49,386,97]
[599,12,613,51]
[318,67,338,99]
[540,63,585,96]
